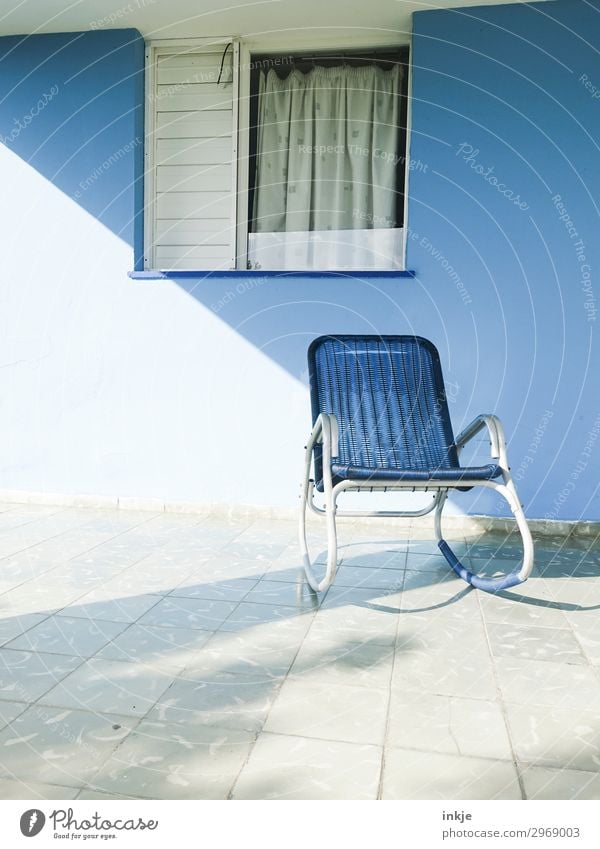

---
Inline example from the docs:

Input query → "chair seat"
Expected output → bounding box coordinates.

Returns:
[330,462,503,484]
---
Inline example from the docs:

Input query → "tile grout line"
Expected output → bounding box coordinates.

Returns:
[226,588,323,800]
[0,507,151,568]
[375,561,405,800]
[477,589,527,800]
[0,506,70,536]
[0,511,230,639]
[0,510,166,603]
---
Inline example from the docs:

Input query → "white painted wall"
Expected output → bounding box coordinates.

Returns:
[0,143,315,507]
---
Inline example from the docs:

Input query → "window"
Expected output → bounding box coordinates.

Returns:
[144,40,409,272]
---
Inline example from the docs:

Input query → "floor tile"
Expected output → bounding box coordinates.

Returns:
[180,638,298,684]
[5,616,129,658]
[530,577,600,608]
[289,637,394,690]
[534,549,600,579]
[0,561,52,595]
[495,657,600,710]
[468,557,527,578]
[486,622,587,664]
[76,788,141,800]
[260,564,309,584]
[339,541,409,567]
[85,570,181,598]
[321,585,402,608]
[264,679,388,745]
[221,540,289,561]
[218,602,313,633]
[169,577,257,602]
[0,777,80,799]
[464,537,523,562]
[241,579,321,610]
[190,556,269,582]
[407,539,457,558]
[505,702,600,772]
[391,643,497,701]
[521,765,600,800]
[479,589,570,629]
[332,566,406,592]
[569,621,600,665]
[149,677,280,733]
[59,594,163,625]
[0,700,28,729]
[312,590,400,645]
[95,624,212,667]
[0,705,136,787]
[563,597,600,630]
[137,597,237,631]
[232,732,382,799]
[386,692,512,760]
[400,574,478,618]
[396,608,488,653]
[404,552,450,574]
[37,658,176,717]
[0,613,48,648]
[0,583,85,617]
[0,650,83,703]
[88,720,254,799]
[42,564,124,595]
[381,748,521,800]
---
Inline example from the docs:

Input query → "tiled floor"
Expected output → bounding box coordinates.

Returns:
[0,502,599,800]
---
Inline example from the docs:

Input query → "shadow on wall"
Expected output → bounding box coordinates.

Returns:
[0,28,144,257]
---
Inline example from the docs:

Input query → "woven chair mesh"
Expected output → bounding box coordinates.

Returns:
[309,335,502,486]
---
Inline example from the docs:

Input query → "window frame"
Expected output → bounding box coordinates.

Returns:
[144,36,412,273]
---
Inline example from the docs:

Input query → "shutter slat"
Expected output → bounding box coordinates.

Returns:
[155,244,232,265]
[156,219,233,246]
[155,85,232,113]
[155,191,232,220]
[157,64,232,85]
[156,138,232,166]
[156,164,232,193]
[155,111,232,139]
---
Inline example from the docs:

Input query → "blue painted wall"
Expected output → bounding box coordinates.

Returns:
[406,0,600,520]
[0,9,598,521]
[0,29,144,258]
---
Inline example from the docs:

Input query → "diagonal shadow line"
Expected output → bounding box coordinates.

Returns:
[352,586,600,615]
[360,585,475,614]
[491,591,600,612]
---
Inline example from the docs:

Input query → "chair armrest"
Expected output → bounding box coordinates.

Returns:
[306,413,339,459]
[454,414,508,469]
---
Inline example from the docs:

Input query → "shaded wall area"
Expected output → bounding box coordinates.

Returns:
[0,28,144,254]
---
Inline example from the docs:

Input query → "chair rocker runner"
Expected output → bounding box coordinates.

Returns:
[299,335,534,593]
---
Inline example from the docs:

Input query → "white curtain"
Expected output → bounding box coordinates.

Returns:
[250,64,404,270]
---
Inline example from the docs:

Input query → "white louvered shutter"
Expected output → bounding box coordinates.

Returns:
[145,43,237,270]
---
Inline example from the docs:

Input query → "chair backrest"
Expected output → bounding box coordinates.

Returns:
[308,335,459,477]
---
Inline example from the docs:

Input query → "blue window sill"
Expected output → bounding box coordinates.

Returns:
[129,269,416,280]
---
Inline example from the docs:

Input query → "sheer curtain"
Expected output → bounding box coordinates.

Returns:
[249,63,404,270]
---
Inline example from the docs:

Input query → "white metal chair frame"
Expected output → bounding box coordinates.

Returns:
[299,412,534,593]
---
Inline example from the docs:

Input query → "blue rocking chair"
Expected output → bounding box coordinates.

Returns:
[299,335,534,593]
